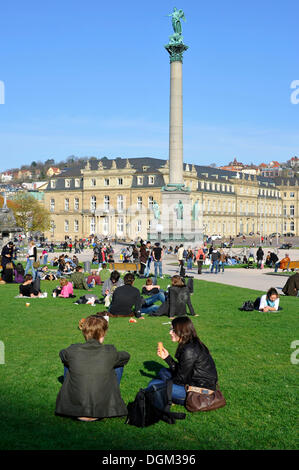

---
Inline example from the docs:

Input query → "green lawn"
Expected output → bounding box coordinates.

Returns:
[0,277,298,450]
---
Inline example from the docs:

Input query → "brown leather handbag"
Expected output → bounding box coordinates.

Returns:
[185,385,226,412]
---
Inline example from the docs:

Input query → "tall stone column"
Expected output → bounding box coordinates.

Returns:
[169,60,183,184]
[165,42,188,186]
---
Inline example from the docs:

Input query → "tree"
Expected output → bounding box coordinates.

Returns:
[12,192,50,235]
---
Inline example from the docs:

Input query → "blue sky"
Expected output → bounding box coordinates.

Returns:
[0,0,298,170]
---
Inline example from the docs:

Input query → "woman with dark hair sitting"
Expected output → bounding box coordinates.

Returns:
[146,316,218,405]
[151,275,196,318]
[259,287,280,312]
[19,274,41,297]
[14,263,25,284]
[55,315,130,421]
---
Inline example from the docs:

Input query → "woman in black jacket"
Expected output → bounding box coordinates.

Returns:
[151,275,196,317]
[55,315,130,421]
[146,317,218,405]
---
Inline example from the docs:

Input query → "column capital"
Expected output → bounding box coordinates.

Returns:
[165,42,188,63]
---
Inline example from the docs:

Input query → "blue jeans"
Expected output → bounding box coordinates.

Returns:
[141,291,165,314]
[274,262,280,273]
[218,262,224,273]
[144,261,151,277]
[25,258,36,280]
[64,366,124,385]
[211,260,219,273]
[154,261,162,278]
[147,368,186,405]
[43,255,48,265]
[187,258,193,270]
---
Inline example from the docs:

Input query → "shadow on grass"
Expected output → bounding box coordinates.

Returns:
[139,360,162,379]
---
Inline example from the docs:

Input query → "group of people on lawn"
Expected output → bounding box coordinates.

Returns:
[1,240,298,424]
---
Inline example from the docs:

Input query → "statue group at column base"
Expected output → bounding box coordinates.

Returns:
[162,183,191,192]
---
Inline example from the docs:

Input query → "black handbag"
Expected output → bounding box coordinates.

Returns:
[126,380,186,427]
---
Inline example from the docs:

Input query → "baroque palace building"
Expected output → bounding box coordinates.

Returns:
[41,157,299,241]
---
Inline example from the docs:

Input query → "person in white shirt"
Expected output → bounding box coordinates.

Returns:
[259,288,280,312]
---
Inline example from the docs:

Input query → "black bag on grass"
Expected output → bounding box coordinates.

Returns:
[126,380,186,427]
[240,300,255,311]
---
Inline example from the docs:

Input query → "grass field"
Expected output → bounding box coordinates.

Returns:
[0,276,298,450]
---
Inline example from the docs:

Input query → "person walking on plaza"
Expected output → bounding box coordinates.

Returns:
[210,248,220,274]
[195,246,205,274]
[177,244,185,275]
[186,247,194,271]
[256,247,264,269]
[24,240,37,280]
[144,241,152,277]
[152,242,163,279]
[139,241,148,276]
[218,249,226,273]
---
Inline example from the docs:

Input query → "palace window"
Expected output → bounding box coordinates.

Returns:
[64,220,69,232]
[50,180,56,189]
[74,220,79,232]
[65,179,71,188]
[117,195,124,211]
[137,196,143,210]
[148,175,155,185]
[290,221,295,231]
[148,196,154,209]
[64,198,69,211]
[137,176,143,185]
[75,178,80,188]
[290,205,295,216]
[137,220,142,233]
[104,195,110,211]
[90,217,96,234]
[117,217,124,233]
[50,199,55,212]
[74,198,79,211]
[104,178,109,186]
[90,196,96,211]
[91,178,96,187]
[103,216,109,234]
[118,178,123,185]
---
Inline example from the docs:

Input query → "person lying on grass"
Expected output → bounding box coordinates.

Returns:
[55,315,130,422]
[146,316,218,405]
[19,274,42,298]
[259,287,280,312]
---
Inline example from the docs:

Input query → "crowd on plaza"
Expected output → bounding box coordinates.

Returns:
[0,235,298,423]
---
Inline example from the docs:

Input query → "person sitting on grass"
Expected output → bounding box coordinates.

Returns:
[282,273,299,297]
[87,270,102,288]
[53,278,74,298]
[2,262,14,283]
[102,270,124,307]
[259,287,280,312]
[274,254,291,273]
[70,266,89,290]
[108,273,142,317]
[55,315,130,422]
[146,316,218,405]
[141,278,162,296]
[97,263,110,282]
[19,274,41,297]
[151,275,196,318]
[14,262,25,284]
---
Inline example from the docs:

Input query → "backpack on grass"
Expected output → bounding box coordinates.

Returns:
[240,300,255,311]
[126,380,186,427]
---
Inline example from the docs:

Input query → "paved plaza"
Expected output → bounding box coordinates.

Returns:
[40,245,299,294]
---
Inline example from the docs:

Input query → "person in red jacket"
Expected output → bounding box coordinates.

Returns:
[195,246,205,274]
